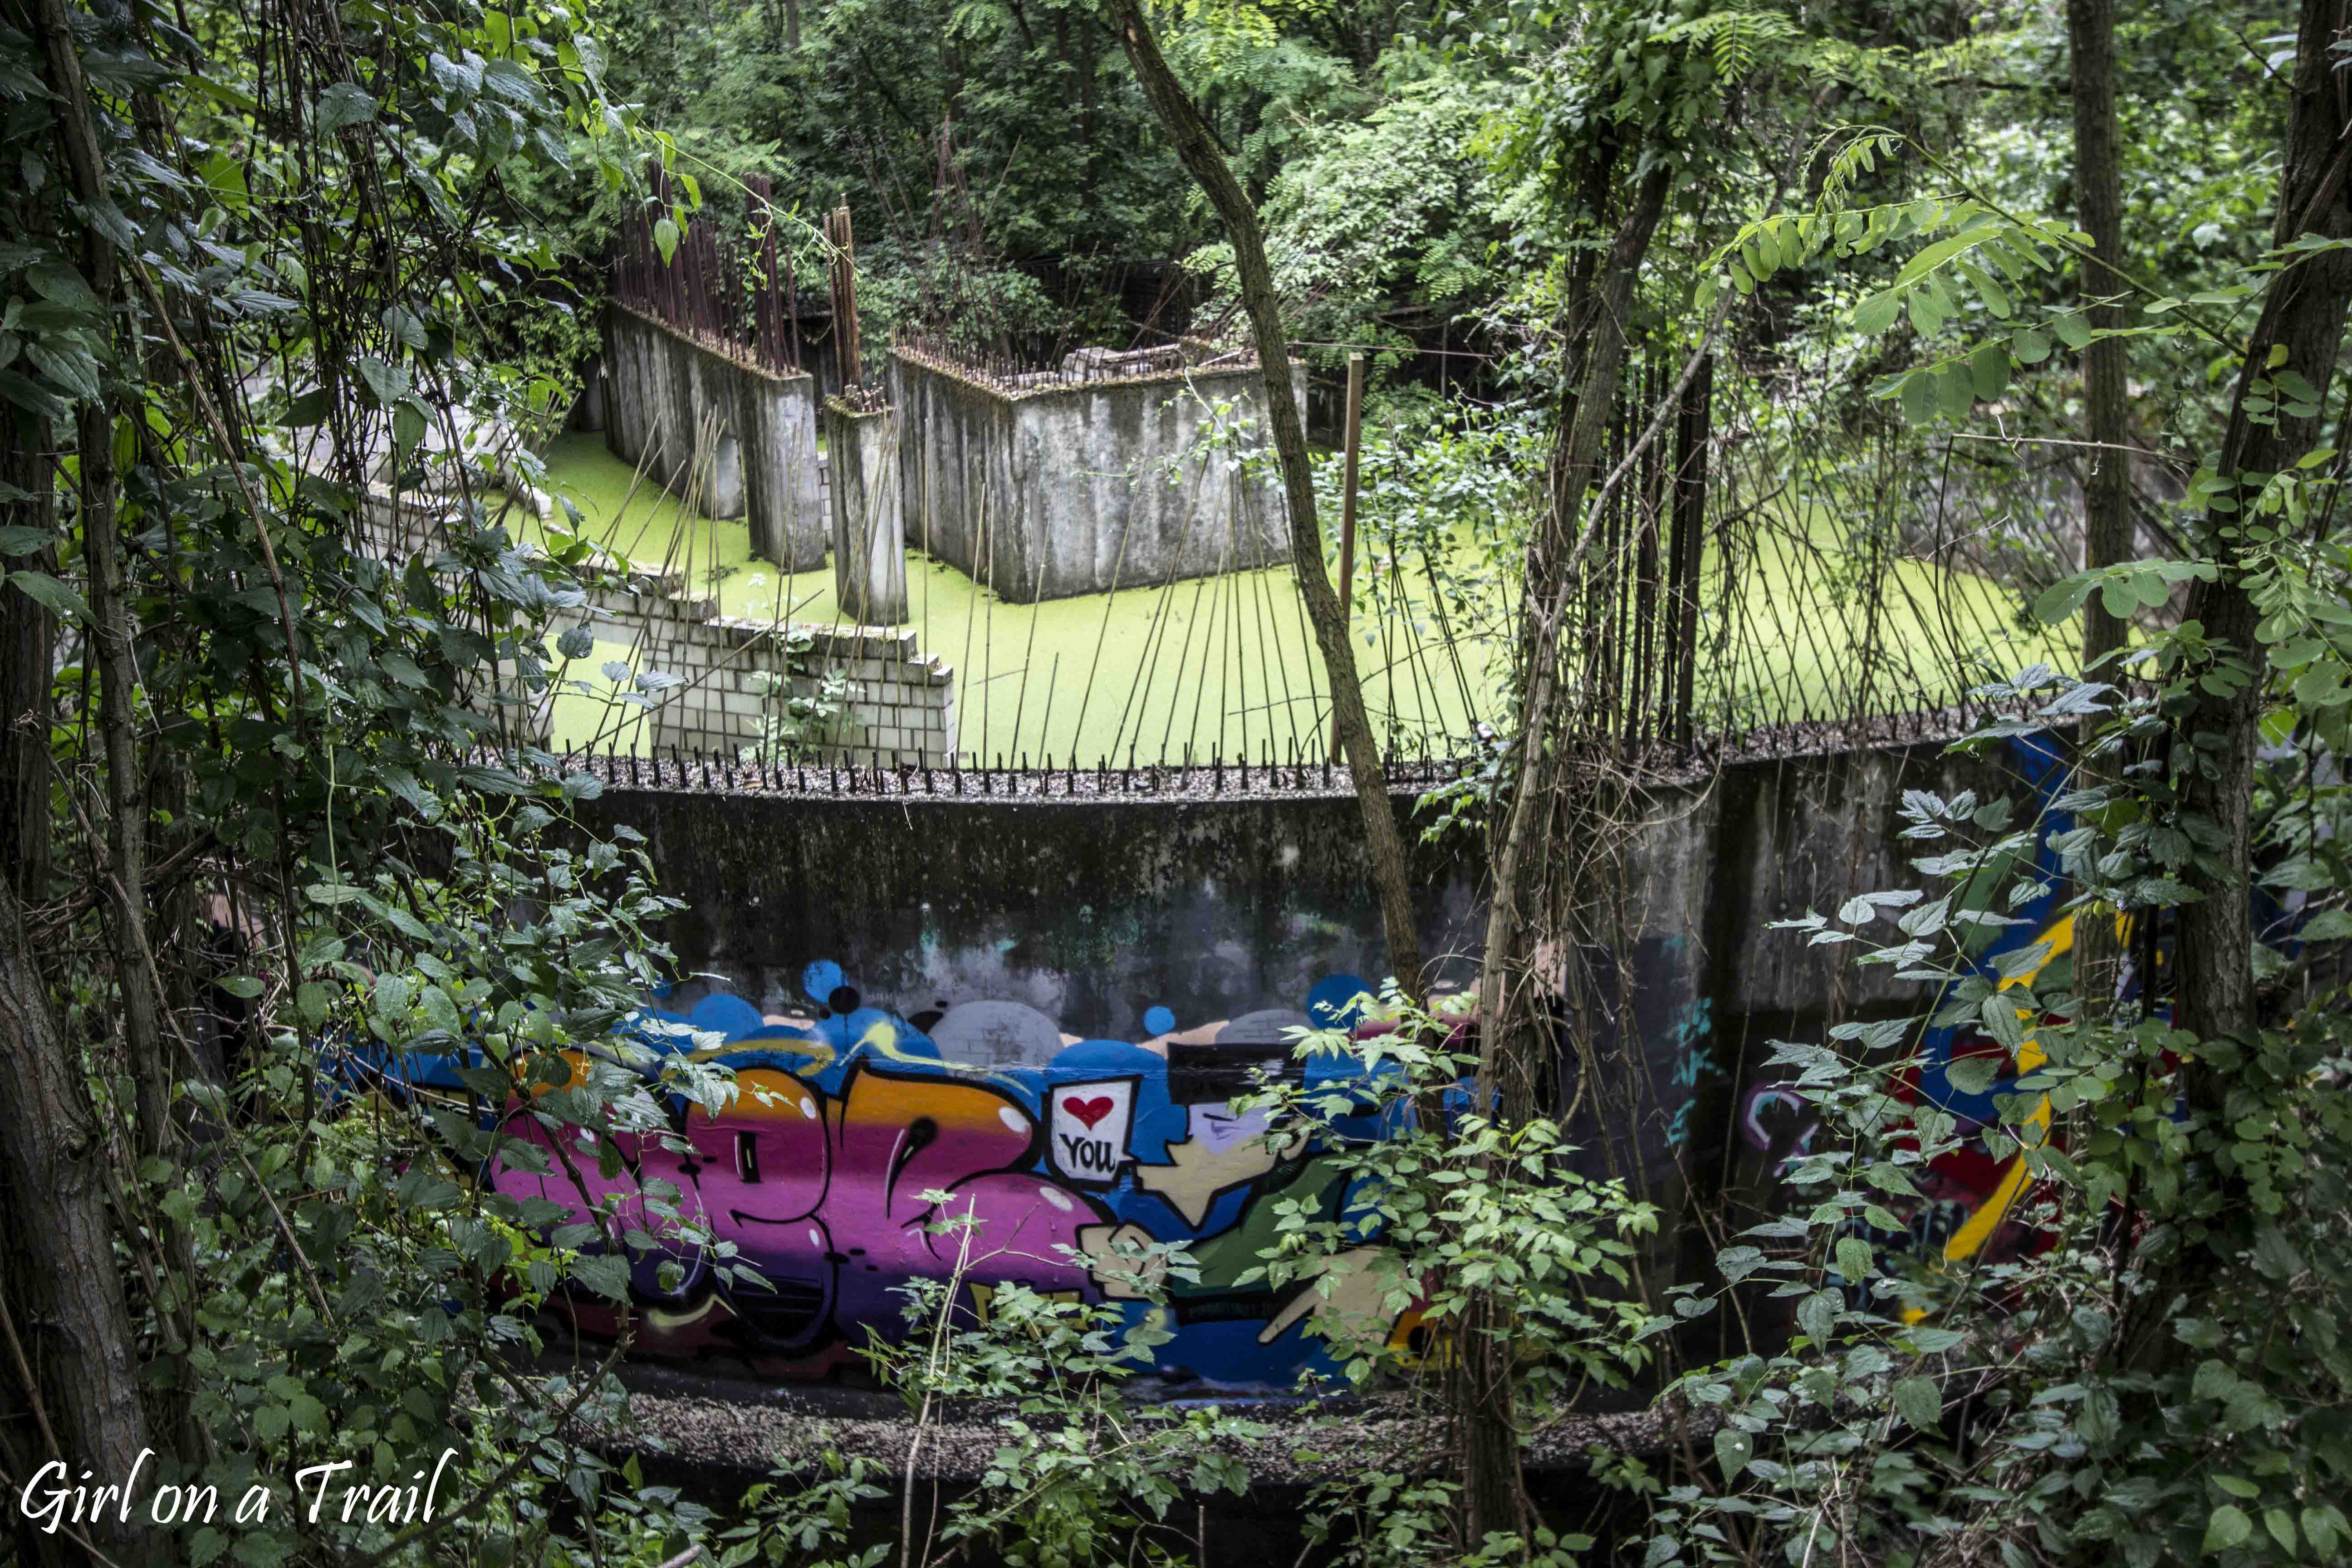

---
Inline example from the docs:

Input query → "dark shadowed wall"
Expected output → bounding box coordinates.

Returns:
[573,786,1486,1038]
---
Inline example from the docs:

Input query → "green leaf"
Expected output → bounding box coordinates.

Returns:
[2302,1506,2341,1557]
[1978,994,2026,1050]
[2205,1505,2252,1554]
[1892,1374,1942,1431]
[1946,1054,2002,1096]
[569,1252,629,1302]
[1895,230,1987,287]
[1901,372,1937,425]
[1937,365,1975,421]
[653,217,681,265]
[2032,575,2095,624]
[27,261,101,316]
[1796,1289,1840,1347]
[2011,326,2052,363]
[2054,311,2093,349]
[1714,1426,1752,1482]
[1834,1237,1875,1285]
[1852,289,1902,335]
[2299,909,2352,941]
[358,355,409,405]
[0,525,53,557]
[1970,339,2011,400]
[1907,288,1943,337]
[315,81,380,130]
[7,569,91,627]
[2265,1509,2298,1553]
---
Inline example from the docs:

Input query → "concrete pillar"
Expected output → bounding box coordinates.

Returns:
[824,397,906,624]
[570,358,606,433]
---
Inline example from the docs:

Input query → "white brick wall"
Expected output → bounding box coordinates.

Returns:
[362,488,959,765]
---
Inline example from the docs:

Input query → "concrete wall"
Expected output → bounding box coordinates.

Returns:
[825,398,907,624]
[888,349,1303,601]
[575,739,2045,1046]
[568,733,2068,1208]
[514,733,2071,1387]
[603,305,826,571]
[573,786,1484,1040]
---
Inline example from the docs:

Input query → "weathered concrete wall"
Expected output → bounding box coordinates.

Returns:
[618,621,956,764]
[575,787,1482,1039]
[573,734,2059,1200]
[515,733,2068,1387]
[603,305,825,571]
[1572,736,2057,1203]
[888,349,1303,601]
[825,398,907,624]
[581,738,2040,1041]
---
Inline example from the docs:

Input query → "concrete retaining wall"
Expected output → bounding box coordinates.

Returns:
[576,734,2051,1054]
[888,348,1303,601]
[623,620,956,764]
[603,305,826,571]
[534,732,2070,1385]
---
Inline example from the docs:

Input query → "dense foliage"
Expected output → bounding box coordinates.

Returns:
[5,0,2352,1564]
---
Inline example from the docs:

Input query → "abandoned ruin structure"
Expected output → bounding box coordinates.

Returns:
[567,194,1307,766]
[344,200,2115,1416]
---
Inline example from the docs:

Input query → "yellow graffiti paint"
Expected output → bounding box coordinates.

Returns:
[1938,910,2117,1264]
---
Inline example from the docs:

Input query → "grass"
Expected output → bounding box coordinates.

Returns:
[523,431,2077,763]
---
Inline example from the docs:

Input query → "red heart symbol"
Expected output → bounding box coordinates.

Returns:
[1062,1095,1115,1131]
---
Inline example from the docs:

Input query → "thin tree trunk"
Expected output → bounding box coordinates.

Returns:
[34,0,171,1161]
[2176,0,2352,1056]
[2068,0,2132,1006]
[1449,159,1675,1550]
[1476,162,1673,1121]
[1109,0,1426,1003]
[0,416,51,907]
[0,877,170,1568]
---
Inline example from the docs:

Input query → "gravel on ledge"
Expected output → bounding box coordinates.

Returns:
[592,1363,1690,1492]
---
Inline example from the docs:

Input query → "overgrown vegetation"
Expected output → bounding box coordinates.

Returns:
[5,0,2352,1563]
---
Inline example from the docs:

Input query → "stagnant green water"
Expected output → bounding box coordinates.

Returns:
[523,432,2073,762]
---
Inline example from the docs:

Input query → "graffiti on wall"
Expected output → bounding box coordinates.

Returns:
[1734,733,2081,1284]
[488,968,1411,1389]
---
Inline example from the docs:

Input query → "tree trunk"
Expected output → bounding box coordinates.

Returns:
[2175,0,2352,1055]
[2068,0,2132,1006]
[1450,158,1674,1549]
[1109,0,1426,1004]
[0,415,51,908]
[34,0,171,1161]
[1476,161,1673,1121]
[0,877,170,1568]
